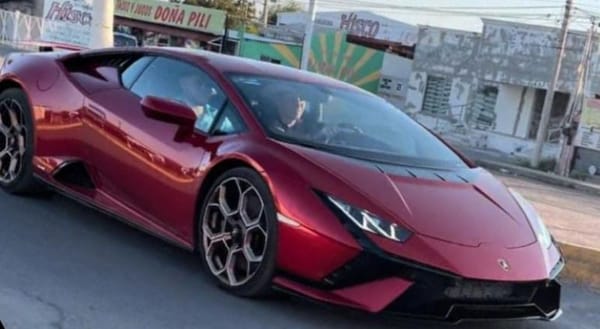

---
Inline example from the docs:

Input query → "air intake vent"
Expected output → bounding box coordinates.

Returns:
[53,161,95,189]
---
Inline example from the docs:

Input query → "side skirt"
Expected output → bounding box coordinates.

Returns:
[35,174,194,252]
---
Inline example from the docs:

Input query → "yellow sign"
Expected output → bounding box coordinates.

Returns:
[115,0,226,35]
[575,98,600,150]
[581,98,600,129]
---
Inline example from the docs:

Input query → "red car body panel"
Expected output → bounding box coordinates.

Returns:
[0,48,562,321]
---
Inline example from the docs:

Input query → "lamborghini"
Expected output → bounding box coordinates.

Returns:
[0,47,563,323]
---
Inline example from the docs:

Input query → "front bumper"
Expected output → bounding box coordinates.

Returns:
[274,249,563,323]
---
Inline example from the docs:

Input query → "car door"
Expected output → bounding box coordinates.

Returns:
[84,55,236,240]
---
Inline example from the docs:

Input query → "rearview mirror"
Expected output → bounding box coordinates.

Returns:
[141,96,197,127]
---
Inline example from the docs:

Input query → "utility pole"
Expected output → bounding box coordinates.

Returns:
[556,18,596,176]
[530,0,573,168]
[300,0,317,70]
[89,0,114,48]
[262,0,270,27]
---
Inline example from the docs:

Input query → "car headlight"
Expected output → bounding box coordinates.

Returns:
[510,189,552,249]
[327,196,412,243]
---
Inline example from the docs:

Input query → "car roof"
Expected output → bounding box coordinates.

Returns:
[76,47,362,91]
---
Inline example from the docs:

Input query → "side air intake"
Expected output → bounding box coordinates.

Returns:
[53,161,95,189]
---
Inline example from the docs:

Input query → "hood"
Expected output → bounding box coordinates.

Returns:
[286,144,536,249]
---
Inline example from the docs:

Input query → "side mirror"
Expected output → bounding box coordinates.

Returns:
[141,96,197,126]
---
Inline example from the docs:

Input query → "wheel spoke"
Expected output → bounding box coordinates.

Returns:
[8,154,19,173]
[17,134,25,155]
[204,228,233,243]
[7,105,20,129]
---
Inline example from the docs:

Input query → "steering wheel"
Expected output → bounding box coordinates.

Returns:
[314,123,364,144]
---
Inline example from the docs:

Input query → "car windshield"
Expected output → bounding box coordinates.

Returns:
[229,74,468,169]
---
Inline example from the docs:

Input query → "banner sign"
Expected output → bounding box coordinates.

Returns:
[42,0,93,49]
[115,0,226,35]
[575,98,600,151]
[278,11,418,46]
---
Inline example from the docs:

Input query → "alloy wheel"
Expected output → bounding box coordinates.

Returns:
[0,98,26,184]
[202,177,269,287]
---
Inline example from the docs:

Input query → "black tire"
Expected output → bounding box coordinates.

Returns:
[0,88,42,195]
[198,167,278,297]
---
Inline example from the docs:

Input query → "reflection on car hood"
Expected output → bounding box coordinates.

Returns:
[285,143,536,249]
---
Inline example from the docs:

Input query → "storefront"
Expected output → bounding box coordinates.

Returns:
[114,0,226,50]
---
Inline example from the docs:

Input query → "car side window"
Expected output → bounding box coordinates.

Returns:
[121,56,154,89]
[129,56,227,133]
[212,102,247,135]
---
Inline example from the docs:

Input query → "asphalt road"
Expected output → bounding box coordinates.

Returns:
[0,190,599,329]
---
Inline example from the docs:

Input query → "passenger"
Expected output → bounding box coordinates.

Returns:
[179,74,221,131]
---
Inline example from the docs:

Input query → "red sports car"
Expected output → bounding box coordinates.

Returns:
[0,47,563,323]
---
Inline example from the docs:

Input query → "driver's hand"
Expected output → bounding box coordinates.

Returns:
[192,105,205,118]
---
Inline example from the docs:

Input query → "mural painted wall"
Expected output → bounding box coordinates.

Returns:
[240,39,302,68]
[309,30,384,93]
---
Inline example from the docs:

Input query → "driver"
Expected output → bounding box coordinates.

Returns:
[264,86,307,135]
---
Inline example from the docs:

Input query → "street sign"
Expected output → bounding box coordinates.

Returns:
[115,0,226,36]
[42,0,93,49]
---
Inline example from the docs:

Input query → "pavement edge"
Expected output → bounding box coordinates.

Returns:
[474,159,600,197]
[559,242,600,290]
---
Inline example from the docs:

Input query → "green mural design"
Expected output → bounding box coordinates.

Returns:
[240,39,302,68]
[309,31,384,93]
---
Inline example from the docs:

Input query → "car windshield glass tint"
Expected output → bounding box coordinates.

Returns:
[228,74,468,169]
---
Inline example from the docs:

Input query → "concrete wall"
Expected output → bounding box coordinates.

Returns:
[412,26,480,78]
[413,20,600,93]
[479,19,593,92]
[405,71,427,113]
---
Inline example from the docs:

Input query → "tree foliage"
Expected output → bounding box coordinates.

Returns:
[268,1,303,25]
[173,0,256,28]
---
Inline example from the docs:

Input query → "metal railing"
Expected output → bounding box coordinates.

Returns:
[0,9,43,51]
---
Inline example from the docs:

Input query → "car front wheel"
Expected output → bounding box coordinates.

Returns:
[198,167,278,297]
[0,88,41,194]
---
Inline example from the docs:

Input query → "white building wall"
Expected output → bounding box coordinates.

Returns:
[515,87,536,138]
[378,53,413,108]
[494,84,523,135]
[382,53,412,78]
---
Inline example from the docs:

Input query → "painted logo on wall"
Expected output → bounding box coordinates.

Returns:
[308,31,384,93]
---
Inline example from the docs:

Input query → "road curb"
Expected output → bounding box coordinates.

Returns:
[474,159,600,197]
[559,242,600,290]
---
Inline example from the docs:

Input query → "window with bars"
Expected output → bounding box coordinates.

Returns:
[422,76,452,116]
[467,85,499,130]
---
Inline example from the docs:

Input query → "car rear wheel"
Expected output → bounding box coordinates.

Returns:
[198,167,278,297]
[0,88,40,194]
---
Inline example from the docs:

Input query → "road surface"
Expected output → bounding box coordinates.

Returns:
[0,188,599,329]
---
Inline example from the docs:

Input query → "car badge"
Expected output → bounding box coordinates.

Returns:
[498,258,511,272]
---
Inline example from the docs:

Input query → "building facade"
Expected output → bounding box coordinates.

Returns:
[407,19,600,161]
